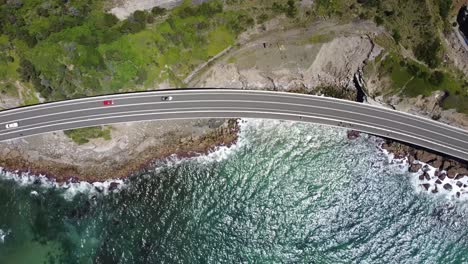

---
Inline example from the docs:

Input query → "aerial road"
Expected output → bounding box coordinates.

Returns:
[0,89,467,161]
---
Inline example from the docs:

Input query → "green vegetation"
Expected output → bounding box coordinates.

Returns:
[376,53,468,114]
[315,0,452,69]
[272,0,298,18]
[0,83,18,97]
[64,126,111,145]
[0,0,252,102]
[308,33,333,44]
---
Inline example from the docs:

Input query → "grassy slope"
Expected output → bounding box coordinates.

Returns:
[316,0,468,114]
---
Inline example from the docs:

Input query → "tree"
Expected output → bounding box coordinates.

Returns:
[438,0,451,20]
[428,71,444,86]
[414,39,441,68]
[151,6,166,16]
[103,13,119,28]
[132,10,147,24]
[286,0,297,18]
[18,59,35,82]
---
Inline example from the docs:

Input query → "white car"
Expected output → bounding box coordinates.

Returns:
[5,122,19,129]
[161,96,173,101]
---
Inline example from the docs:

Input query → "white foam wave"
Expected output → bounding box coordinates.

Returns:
[0,229,10,243]
[409,161,468,201]
[378,145,468,201]
[0,168,125,201]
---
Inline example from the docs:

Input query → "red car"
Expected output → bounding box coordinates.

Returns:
[103,100,113,106]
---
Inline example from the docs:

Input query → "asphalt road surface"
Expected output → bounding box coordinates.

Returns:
[0,89,467,161]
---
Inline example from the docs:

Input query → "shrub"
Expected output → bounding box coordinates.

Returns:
[414,39,441,68]
[151,6,166,16]
[438,0,451,20]
[374,15,383,25]
[428,70,444,85]
[392,30,401,43]
[103,13,119,28]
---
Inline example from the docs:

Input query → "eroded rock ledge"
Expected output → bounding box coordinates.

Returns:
[0,119,239,182]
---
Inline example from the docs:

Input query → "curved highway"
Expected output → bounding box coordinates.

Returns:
[0,89,467,161]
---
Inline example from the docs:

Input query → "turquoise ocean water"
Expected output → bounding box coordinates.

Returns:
[0,119,467,263]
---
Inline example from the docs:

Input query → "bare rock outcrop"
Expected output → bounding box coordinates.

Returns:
[194,34,381,101]
[0,119,239,182]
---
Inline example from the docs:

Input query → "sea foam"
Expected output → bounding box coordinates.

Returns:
[378,144,468,201]
[0,168,125,201]
[0,120,249,200]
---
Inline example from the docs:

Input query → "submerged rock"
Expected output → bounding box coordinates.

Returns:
[443,183,453,191]
[109,182,120,191]
[347,130,360,140]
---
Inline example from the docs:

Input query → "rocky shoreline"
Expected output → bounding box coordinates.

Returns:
[381,139,468,195]
[0,119,239,183]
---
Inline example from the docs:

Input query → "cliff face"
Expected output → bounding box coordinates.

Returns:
[192,21,383,101]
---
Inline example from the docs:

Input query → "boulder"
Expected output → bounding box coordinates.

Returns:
[428,157,443,169]
[347,130,360,140]
[409,163,422,173]
[441,160,453,171]
[443,183,453,191]
[424,172,431,181]
[455,167,468,176]
[432,186,438,193]
[418,174,425,180]
[422,183,430,190]
[438,173,446,181]
[109,182,120,191]
[456,192,461,198]
[422,165,431,172]
[447,168,457,179]
[435,179,442,185]
[416,151,437,163]
[456,181,463,187]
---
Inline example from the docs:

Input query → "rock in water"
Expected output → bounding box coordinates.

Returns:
[409,163,422,173]
[109,182,120,191]
[443,183,453,191]
[438,173,447,181]
[346,130,360,140]
[424,172,431,181]
[422,183,430,190]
